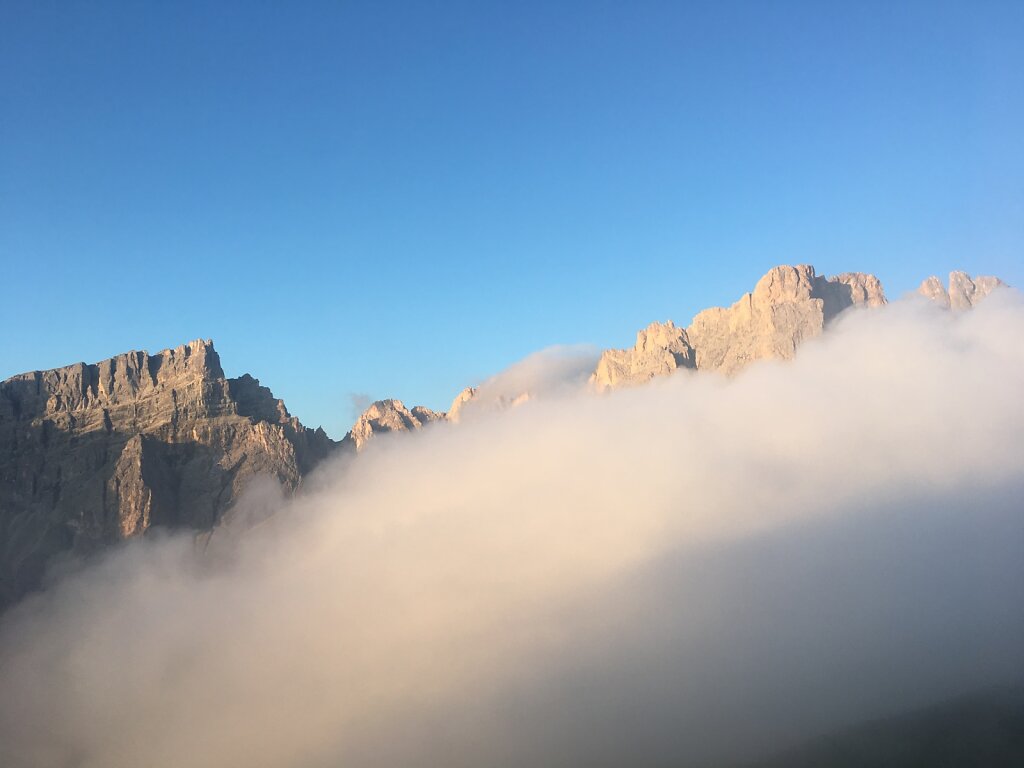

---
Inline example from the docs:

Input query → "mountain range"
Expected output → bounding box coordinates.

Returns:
[0,266,1007,610]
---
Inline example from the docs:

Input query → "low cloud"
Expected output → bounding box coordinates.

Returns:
[466,344,599,408]
[347,392,374,421]
[1,295,1023,768]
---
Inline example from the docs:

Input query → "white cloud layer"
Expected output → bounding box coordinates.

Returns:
[1,294,1023,768]
[455,343,600,418]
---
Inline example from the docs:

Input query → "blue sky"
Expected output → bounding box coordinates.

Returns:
[2,0,1022,438]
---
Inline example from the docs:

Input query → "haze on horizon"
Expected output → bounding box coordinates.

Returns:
[2,0,1023,437]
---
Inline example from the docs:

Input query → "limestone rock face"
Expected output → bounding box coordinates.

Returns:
[688,265,887,374]
[591,321,695,392]
[918,272,1007,310]
[349,399,443,450]
[105,434,175,538]
[594,265,887,387]
[0,339,336,608]
[830,272,888,310]
[447,386,478,424]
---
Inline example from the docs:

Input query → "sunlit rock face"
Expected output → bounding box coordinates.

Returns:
[348,399,444,451]
[829,271,888,310]
[686,265,886,374]
[0,339,336,608]
[592,265,888,389]
[918,271,1007,310]
[590,321,695,392]
[446,386,478,423]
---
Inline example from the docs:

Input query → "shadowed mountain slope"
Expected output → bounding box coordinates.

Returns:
[592,265,888,391]
[0,339,336,608]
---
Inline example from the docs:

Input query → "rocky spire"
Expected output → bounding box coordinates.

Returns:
[447,386,478,424]
[917,271,1007,310]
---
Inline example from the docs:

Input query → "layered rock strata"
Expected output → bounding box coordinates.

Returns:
[0,339,335,607]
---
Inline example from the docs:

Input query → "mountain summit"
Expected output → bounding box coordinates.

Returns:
[918,271,1007,310]
[592,265,887,390]
[0,339,335,608]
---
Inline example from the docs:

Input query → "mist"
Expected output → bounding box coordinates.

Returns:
[1,295,1023,768]
[456,343,600,417]
[347,392,374,421]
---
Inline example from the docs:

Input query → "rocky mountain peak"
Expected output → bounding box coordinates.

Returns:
[591,321,694,392]
[447,386,478,424]
[830,272,887,309]
[349,399,443,450]
[0,338,225,427]
[751,264,819,303]
[0,339,336,608]
[918,272,1008,310]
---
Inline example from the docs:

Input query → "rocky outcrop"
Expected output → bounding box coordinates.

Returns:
[447,387,478,424]
[686,265,885,374]
[829,271,888,310]
[0,339,336,608]
[918,272,1007,310]
[591,321,695,392]
[592,265,887,389]
[349,399,443,450]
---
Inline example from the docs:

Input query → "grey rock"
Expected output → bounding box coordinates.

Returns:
[0,339,336,608]
[593,265,887,389]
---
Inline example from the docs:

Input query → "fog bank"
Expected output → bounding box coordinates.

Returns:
[1,295,1023,768]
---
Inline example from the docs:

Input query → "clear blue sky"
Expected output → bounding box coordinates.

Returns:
[2,1,1022,438]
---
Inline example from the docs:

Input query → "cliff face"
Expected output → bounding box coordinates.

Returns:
[0,339,336,608]
[591,321,694,392]
[687,265,886,375]
[592,265,887,390]
[447,387,477,424]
